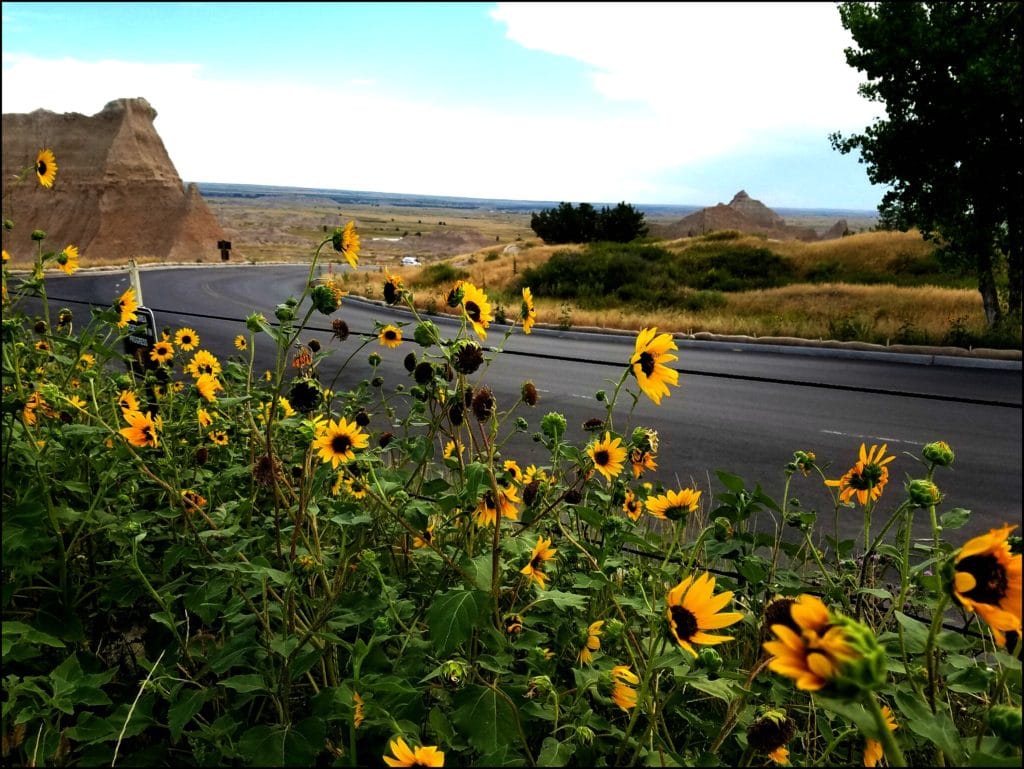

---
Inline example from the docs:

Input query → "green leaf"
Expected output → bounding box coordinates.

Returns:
[940,507,971,530]
[221,674,268,693]
[895,689,964,764]
[426,589,488,655]
[452,685,517,755]
[168,688,211,742]
[237,718,324,767]
[533,590,588,611]
[857,587,893,600]
[894,611,930,653]
[685,677,736,702]
[714,470,746,493]
[969,753,1023,767]
[537,736,575,766]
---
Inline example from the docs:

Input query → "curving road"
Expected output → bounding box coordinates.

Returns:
[37,264,1023,541]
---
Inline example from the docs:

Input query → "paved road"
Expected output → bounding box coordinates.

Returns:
[36,264,1023,541]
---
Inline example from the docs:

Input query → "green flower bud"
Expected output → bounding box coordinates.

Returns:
[922,440,954,467]
[368,352,382,367]
[988,704,1022,745]
[514,416,529,431]
[906,478,942,508]
[31,229,46,241]
[603,618,625,643]
[540,411,566,442]
[595,389,606,402]
[246,312,266,333]
[698,647,723,675]
[573,725,595,746]
[827,614,887,698]
[413,320,437,348]
[3,218,13,231]
[309,284,341,315]
[274,303,295,322]
[294,554,318,574]
[373,615,392,634]
[440,659,470,687]
[713,516,734,539]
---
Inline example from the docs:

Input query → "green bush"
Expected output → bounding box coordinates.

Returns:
[414,263,470,287]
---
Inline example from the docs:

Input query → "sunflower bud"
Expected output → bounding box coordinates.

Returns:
[572,726,595,746]
[403,352,417,372]
[440,659,470,688]
[354,410,371,427]
[57,308,73,326]
[713,516,734,539]
[697,647,723,675]
[922,440,954,467]
[827,614,887,697]
[294,554,318,574]
[373,615,392,634]
[446,283,465,308]
[988,704,1022,745]
[906,478,942,508]
[368,352,382,367]
[274,303,295,322]
[31,229,46,241]
[603,618,625,643]
[414,320,437,348]
[246,312,267,333]
[310,284,341,315]
[541,412,566,441]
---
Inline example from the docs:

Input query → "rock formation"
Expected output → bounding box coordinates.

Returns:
[652,190,846,242]
[2,98,229,263]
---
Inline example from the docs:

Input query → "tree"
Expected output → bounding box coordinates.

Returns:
[530,201,647,244]
[830,2,1022,327]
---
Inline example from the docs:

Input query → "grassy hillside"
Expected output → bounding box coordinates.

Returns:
[344,229,1019,350]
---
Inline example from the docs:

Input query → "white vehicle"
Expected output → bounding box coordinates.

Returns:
[401,256,421,266]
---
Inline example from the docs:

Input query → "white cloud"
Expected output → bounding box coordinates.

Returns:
[490,2,881,155]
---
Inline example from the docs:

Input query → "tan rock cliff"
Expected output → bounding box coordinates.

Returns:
[2,98,228,263]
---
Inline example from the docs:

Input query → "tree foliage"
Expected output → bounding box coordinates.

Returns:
[530,201,648,244]
[830,1,1022,326]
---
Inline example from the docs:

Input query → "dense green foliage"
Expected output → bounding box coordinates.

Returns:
[529,202,648,244]
[831,1,1023,328]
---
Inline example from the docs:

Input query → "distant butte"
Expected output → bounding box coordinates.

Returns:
[650,190,849,241]
[2,98,229,263]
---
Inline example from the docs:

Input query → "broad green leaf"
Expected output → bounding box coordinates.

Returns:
[537,737,575,766]
[168,687,211,742]
[894,611,930,653]
[895,689,964,764]
[685,676,736,702]
[238,718,324,767]
[533,590,588,611]
[452,685,517,754]
[220,674,268,693]
[426,589,488,655]
[940,507,971,530]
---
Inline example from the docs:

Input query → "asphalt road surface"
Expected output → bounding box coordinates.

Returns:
[32,264,1023,543]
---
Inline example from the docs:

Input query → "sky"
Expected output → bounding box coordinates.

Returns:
[1,2,887,210]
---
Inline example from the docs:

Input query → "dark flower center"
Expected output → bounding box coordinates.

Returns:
[385,330,397,341]
[141,426,153,441]
[331,434,353,454]
[957,554,1008,604]
[764,598,799,634]
[529,555,543,570]
[594,449,610,466]
[465,301,481,322]
[638,351,656,376]
[38,160,48,175]
[669,605,698,640]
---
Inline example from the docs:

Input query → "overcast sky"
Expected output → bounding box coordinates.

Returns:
[1,2,886,210]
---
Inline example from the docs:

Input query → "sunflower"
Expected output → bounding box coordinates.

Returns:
[208,430,229,446]
[234,335,247,351]
[36,149,57,188]
[825,443,895,506]
[313,418,370,469]
[630,327,679,405]
[195,374,223,402]
[379,325,403,348]
[333,220,360,269]
[174,328,200,352]
[503,459,523,484]
[383,273,404,305]
[413,522,436,550]
[383,737,444,768]
[951,524,1022,646]
[863,705,898,767]
[611,665,639,711]
[578,620,604,665]
[116,288,139,329]
[197,407,214,428]
[762,600,855,692]
[460,281,493,341]
[665,572,744,657]
[622,489,643,521]
[630,448,657,479]
[521,287,536,334]
[523,464,549,486]
[2,249,10,262]
[352,692,365,730]
[57,245,79,275]
[77,353,95,370]
[119,410,159,448]
[442,440,462,460]
[186,349,222,378]
[646,488,701,521]
[118,390,140,413]
[474,485,520,527]
[587,432,626,482]
[149,340,174,365]
[520,536,557,589]
[182,490,207,512]
[345,476,369,499]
